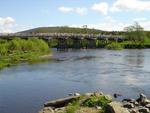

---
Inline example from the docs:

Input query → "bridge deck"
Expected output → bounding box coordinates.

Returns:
[0,33,124,40]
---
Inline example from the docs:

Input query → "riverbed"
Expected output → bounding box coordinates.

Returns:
[0,49,150,113]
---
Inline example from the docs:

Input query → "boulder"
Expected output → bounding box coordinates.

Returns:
[136,93,150,106]
[39,107,54,113]
[84,93,94,97]
[123,102,134,109]
[93,91,103,97]
[113,93,122,98]
[106,102,130,113]
[138,107,150,113]
[145,104,150,109]
[129,108,139,113]
[68,93,80,96]
[105,95,113,101]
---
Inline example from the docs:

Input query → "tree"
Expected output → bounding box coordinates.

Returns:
[124,22,145,42]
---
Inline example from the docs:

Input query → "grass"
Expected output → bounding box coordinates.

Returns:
[64,95,112,113]
[83,96,112,113]
[0,38,51,70]
[65,101,80,113]
[0,51,51,70]
[106,42,123,50]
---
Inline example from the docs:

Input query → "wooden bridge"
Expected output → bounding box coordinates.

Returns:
[0,33,125,49]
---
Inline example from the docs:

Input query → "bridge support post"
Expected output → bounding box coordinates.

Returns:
[86,39,96,48]
[72,38,82,49]
[57,38,68,50]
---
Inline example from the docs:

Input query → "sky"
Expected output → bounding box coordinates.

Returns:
[0,0,150,33]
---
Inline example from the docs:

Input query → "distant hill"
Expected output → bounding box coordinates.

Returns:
[19,26,105,34]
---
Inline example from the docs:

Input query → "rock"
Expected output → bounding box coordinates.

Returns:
[44,96,80,108]
[39,107,54,113]
[84,93,94,97]
[122,98,135,103]
[143,99,150,105]
[113,93,122,98]
[105,95,113,101]
[122,98,139,106]
[129,108,139,113]
[74,93,80,96]
[136,93,150,106]
[68,93,73,96]
[54,107,65,112]
[106,102,130,113]
[138,107,150,113]
[123,102,134,109]
[145,104,150,109]
[68,93,81,96]
[95,105,102,110]
[137,93,147,103]
[93,91,103,97]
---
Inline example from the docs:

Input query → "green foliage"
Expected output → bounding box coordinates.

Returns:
[65,101,80,113]
[96,40,108,48]
[81,39,89,48]
[48,38,58,47]
[121,41,143,49]
[0,43,9,56]
[124,22,145,42]
[21,27,102,34]
[106,42,123,50]
[67,38,73,47]
[83,96,111,112]
[0,38,50,69]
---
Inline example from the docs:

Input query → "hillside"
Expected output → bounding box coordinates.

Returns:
[19,26,105,34]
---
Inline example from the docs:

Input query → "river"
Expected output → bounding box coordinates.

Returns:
[0,49,150,113]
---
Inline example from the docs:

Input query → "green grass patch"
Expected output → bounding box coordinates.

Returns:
[0,38,51,70]
[106,42,123,50]
[65,101,80,113]
[83,96,112,113]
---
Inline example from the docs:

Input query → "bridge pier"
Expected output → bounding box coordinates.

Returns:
[57,38,68,50]
[86,39,96,48]
[72,38,82,49]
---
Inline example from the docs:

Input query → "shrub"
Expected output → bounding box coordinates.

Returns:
[106,42,123,50]
[83,96,111,113]
[66,101,80,113]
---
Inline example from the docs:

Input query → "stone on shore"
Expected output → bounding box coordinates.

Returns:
[39,107,54,113]
[106,102,130,113]
[44,96,80,108]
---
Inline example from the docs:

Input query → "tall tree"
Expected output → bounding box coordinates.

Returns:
[124,22,144,42]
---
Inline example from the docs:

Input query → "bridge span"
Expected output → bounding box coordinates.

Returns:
[0,33,125,49]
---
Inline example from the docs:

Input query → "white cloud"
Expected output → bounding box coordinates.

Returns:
[58,6,88,15]
[111,0,150,12]
[138,20,150,31]
[0,17,15,26]
[133,17,147,22]
[75,7,88,16]
[0,17,15,33]
[91,2,109,15]
[58,6,73,13]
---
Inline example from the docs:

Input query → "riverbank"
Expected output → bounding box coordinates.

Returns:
[0,38,51,69]
[39,92,150,113]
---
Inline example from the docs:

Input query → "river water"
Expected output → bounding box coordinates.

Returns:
[0,49,150,113]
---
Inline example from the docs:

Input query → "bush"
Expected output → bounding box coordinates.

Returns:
[121,41,145,49]
[0,38,51,69]
[83,96,111,112]
[66,101,80,113]
[106,42,123,50]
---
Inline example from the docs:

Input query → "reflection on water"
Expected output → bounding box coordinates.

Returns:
[0,49,150,113]
[124,50,144,67]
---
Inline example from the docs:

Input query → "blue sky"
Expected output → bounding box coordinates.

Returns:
[0,0,150,33]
